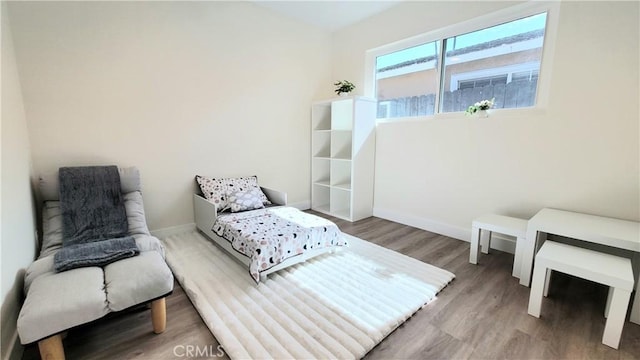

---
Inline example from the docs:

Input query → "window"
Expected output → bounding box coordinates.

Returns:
[367,3,558,119]
[375,41,440,117]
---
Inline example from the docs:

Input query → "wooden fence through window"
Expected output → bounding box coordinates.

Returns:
[377,79,538,118]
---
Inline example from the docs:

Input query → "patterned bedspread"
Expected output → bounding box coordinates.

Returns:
[212,207,347,282]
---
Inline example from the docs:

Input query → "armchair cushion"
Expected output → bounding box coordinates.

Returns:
[104,251,174,311]
[17,267,109,344]
[24,235,166,294]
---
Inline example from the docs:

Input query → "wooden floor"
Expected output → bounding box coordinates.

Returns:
[23,213,640,359]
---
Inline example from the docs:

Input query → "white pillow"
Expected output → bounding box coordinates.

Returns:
[227,188,265,213]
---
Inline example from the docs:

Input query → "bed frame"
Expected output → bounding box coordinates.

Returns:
[193,187,340,281]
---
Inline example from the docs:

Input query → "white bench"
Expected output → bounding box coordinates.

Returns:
[518,208,640,325]
[469,214,528,278]
[527,241,634,349]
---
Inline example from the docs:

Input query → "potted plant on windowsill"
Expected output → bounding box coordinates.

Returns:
[334,80,355,97]
[465,98,495,117]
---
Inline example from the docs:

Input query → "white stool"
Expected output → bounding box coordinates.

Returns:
[527,241,634,349]
[469,214,528,278]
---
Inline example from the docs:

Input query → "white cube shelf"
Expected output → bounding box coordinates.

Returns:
[311,96,376,221]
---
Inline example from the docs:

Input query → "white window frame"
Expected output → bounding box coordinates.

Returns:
[364,1,560,119]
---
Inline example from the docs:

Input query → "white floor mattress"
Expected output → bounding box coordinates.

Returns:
[162,230,455,359]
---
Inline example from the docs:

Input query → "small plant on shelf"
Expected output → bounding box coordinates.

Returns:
[334,80,355,96]
[465,98,495,115]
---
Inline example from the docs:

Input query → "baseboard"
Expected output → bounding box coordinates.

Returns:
[372,207,516,254]
[150,223,196,239]
[288,200,310,210]
[1,271,25,360]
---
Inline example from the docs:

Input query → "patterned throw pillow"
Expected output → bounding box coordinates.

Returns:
[227,188,265,213]
[196,175,228,210]
[196,175,272,212]
[226,176,271,205]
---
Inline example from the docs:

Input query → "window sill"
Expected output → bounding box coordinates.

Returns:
[375,106,547,124]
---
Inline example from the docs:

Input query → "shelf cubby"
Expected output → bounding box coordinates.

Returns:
[312,103,331,130]
[331,160,352,189]
[331,131,352,160]
[331,99,353,131]
[312,158,330,185]
[311,184,330,213]
[312,131,331,158]
[330,188,352,219]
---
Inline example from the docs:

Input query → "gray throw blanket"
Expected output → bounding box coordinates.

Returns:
[55,166,139,272]
[59,166,128,245]
[54,237,140,272]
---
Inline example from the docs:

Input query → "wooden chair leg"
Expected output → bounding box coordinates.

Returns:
[38,334,65,360]
[151,297,166,334]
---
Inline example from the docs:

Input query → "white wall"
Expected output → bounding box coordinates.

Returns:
[1,2,37,358]
[7,1,332,230]
[332,1,639,240]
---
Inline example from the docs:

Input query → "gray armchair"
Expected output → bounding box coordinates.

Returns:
[17,167,173,359]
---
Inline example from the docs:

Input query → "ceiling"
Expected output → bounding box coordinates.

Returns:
[252,1,402,32]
